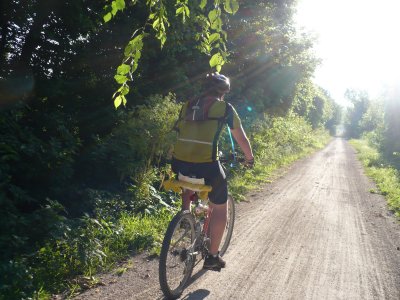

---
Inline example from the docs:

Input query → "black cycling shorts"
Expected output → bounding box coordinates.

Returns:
[171,158,227,205]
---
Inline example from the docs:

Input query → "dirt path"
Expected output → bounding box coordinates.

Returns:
[76,138,400,300]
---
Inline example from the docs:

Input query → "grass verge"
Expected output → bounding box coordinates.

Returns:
[0,211,174,300]
[350,139,400,216]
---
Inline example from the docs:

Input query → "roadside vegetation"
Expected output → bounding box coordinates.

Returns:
[344,88,400,216]
[350,140,400,216]
[1,1,340,299]
[1,110,333,299]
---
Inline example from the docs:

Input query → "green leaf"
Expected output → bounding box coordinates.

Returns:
[209,52,226,71]
[231,0,239,13]
[114,95,122,109]
[121,95,127,106]
[124,44,133,56]
[208,9,222,30]
[103,13,112,23]
[210,17,222,30]
[208,33,220,44]
[152,18,160,29]
[232,0,239,14]
[176,7,184,15]
[224,0,239,14]
[126,34,144,56]
[224,0,233,14]
[117,64,130,75]
[134,49,141,61]
[208,9,219,23]
[132,62,138,72]
[160,34,167,48]
[201,42,211,54]
[200,0,207,9]
[120,85,129,96]
[131,35,144,49]
[115,0,125,10]
[176,4,189,22]
[115,85,130,97]
[111,2,118,15]
[209,52,223,68]
[114,74,128,84]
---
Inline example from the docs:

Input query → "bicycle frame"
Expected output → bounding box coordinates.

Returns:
[159,178,235,299]
[188,193,213,256]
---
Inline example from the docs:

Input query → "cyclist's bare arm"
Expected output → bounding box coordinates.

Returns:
[230,125,254,161]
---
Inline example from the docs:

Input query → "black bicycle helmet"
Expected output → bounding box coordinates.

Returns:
[203,73,230,94]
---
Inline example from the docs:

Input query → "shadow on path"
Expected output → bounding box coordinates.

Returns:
[181,289,210,300]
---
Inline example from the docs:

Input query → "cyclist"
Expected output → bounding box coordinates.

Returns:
[171,73,254,270]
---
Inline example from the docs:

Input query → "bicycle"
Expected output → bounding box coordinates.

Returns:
[159,173,235,299]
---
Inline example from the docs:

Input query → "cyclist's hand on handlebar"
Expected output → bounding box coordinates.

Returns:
[244,157,255,169]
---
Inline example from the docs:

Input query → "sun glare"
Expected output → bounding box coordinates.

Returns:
[295,0,400,105]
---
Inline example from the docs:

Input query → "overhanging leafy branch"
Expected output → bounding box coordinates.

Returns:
[103,0,239,108]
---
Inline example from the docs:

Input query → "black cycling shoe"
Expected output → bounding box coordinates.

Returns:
[203,253,226,271]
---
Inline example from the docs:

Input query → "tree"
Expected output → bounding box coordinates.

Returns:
[325,100,342,136]
[222,1,319,115]
[344,89,370,138]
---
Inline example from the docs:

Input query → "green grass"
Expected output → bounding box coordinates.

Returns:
[350,139,400,216]
[0,210,174,300]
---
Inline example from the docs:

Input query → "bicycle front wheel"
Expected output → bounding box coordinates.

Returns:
[219,194,235,256]
[159,211,196,299]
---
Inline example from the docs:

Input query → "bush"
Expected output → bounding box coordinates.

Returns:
[89,93,179,183]
[0,94,180,299]
[249,113,328,161]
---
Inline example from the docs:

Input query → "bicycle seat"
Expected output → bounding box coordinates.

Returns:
[163,174,212,200]
[177,173,205,186]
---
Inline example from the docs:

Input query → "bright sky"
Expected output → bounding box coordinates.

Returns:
[295,0,400,106]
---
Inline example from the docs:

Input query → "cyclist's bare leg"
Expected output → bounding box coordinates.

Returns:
[182,189,194,211]
[208,201,227,255]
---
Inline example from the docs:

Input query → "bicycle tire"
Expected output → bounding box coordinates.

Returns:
[159,211,196,299]
[219,194,235,256]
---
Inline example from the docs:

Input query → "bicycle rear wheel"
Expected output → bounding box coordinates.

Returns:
[159,211,196,299]
[219,194,235,256]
